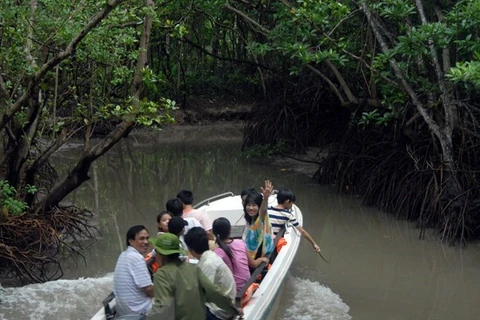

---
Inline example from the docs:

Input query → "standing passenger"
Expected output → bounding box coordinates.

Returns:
[148,233,241,320]
[268,188,321,253]
[184,227,236,320]
[176,190,213,239]
[113,225,153,318]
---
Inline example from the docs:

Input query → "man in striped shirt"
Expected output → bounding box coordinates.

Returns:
[268,189,321,253]
[113,225,154,318]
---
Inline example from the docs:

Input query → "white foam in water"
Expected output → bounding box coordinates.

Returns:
[278,276,351,320]
[0,274,113,320]
[0,274,350,320]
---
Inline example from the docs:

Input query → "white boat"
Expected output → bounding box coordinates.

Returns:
[91,192,303,320]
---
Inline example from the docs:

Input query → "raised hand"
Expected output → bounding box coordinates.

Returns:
[260,180,273,199]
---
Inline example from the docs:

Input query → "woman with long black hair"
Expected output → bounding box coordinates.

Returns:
[212,217,268,292]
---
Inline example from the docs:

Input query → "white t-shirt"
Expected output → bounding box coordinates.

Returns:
[181,217,202,247]
[113,246,152,316]
[198,250,236,319]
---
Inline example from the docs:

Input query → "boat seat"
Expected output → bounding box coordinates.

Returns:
[230,225,245,239]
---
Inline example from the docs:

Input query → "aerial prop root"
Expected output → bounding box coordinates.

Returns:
[0,206,98,285]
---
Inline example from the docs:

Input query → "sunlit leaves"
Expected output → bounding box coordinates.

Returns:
[370,0,416,20]
[447,60,480,88]
[111,66,134,86]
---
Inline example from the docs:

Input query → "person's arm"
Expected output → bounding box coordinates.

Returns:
[143,284,154,297]
[199,260,216,283]
[132,255,154,296]
[197,268,241,316]
[259,180,273,220]
[152,270,174,306]
[296,225,321,252]
[247,249,269,268]
[148,270,175,318]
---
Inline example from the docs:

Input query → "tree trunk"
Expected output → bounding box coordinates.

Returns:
[35,0,155,213]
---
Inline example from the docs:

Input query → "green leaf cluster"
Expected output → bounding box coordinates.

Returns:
[0,180,37,216]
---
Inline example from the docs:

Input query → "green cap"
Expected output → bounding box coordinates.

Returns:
[149,233,185,256]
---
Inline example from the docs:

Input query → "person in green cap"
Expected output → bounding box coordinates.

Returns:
[147,233,242,320]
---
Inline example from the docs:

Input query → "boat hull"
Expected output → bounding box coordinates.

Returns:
[90,192,302,320]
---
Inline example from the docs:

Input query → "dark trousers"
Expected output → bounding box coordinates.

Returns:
[206,307,223,320]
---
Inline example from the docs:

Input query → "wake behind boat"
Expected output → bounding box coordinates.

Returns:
[91,192,303,320]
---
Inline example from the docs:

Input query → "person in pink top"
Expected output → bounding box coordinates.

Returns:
[177,189,214,239]
[212,217,268,292]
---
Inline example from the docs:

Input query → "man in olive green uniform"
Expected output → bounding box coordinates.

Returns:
[147,233,241,320]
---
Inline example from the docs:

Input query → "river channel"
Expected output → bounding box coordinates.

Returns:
[1,124,480,320]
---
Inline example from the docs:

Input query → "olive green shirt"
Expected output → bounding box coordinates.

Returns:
[148,260,238,320]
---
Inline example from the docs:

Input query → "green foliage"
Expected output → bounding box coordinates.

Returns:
[358,110,393,127]
[0,181,31,216]
[371,0,416,20]
[447,60,480,89]
[243,141,288,159]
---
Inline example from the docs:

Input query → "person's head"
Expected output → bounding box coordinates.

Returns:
[157,211,172,233]
[150,233,184,261]
[277,189,296,210]
[212,217,235,269]
[212,217,231,240]
[243,192,263,225]
[240,188,256,206]
[184,227,209,255]
[168,216,188,236]
[176,190,194,205]
[166,198,184,216]
[126,225,150,255]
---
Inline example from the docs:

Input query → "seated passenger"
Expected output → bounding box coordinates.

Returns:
[113,225,153,318]
[156,211,172,235]
[149,233,241,320]
[243,180,275,259]
[166,197,202,233]
[176,189,214,239]
[240,188,256,206]
[268,188,321,253]
[147,215,188,272]
[184,227,236,320]
[212,217,268,292]
[167,216,188,250]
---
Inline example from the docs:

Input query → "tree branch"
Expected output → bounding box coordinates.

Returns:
[181,37,271,70]
[359,1,441,136]
[224,0,270,36]
[36,0,154,213]
[415,0,455,135]
[0,0,129,133]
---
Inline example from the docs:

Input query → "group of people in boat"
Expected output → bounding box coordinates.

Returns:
[112,180,321,320]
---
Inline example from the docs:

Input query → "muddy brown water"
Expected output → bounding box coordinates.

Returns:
[1,124,480,320]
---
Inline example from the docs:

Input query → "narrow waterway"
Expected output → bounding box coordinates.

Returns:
[1,124,480,320]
